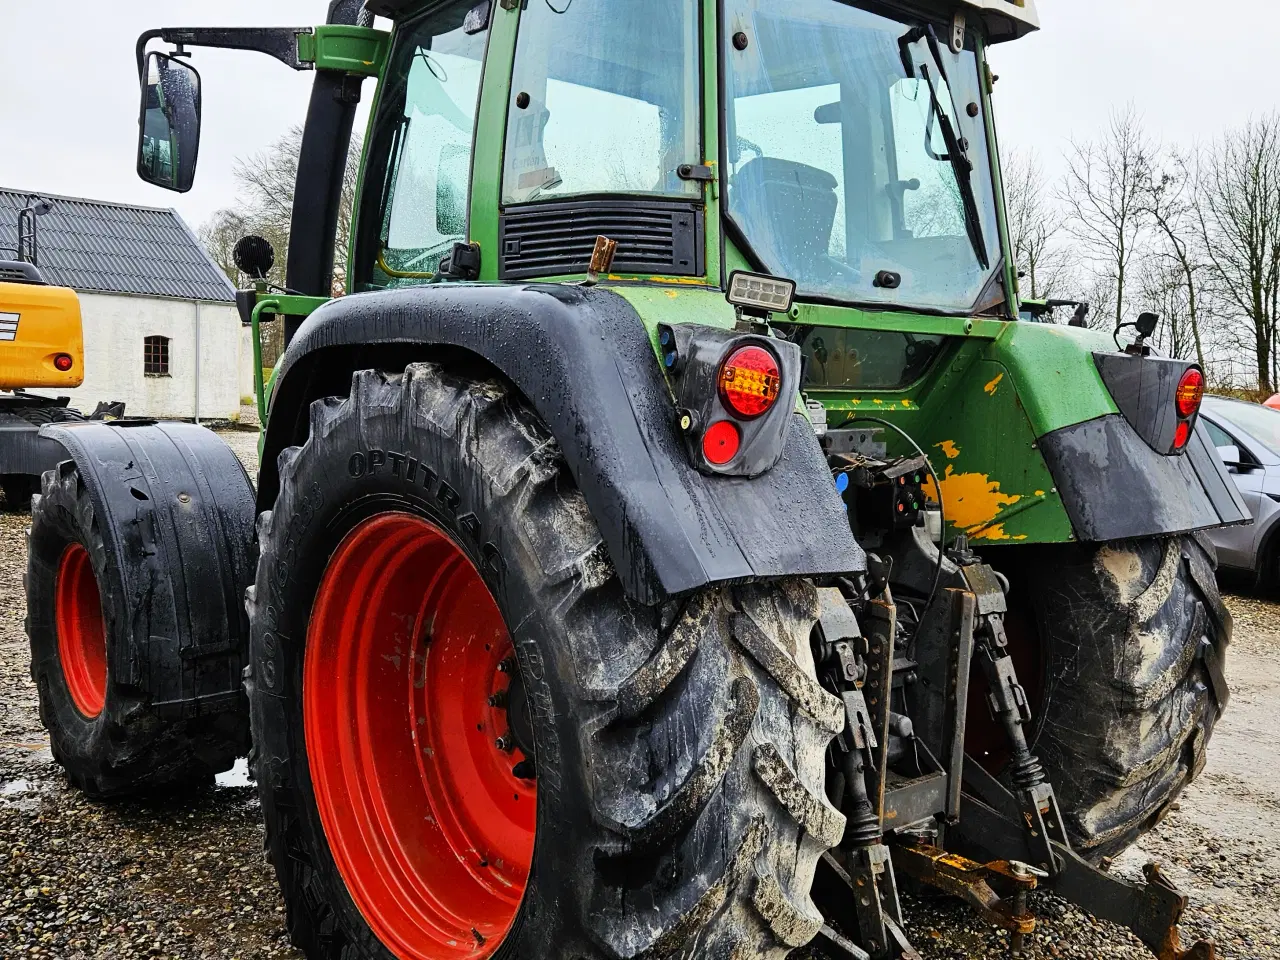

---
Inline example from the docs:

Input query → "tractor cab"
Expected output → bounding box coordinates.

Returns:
[354,0,1028,311]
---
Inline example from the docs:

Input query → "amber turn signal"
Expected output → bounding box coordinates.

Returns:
[718,345,781,420]
[1175,368,1204,418]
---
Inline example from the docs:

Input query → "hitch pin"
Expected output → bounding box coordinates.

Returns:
[1009,861,1048,958]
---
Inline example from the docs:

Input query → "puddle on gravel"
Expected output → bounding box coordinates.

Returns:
[0,777,41,813]
[215,758,252,788]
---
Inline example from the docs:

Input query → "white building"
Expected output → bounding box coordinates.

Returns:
[1,189,253,421]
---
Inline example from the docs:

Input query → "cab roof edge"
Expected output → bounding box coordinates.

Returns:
[363,0,1038,42]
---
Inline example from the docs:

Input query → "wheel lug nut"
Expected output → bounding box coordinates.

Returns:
[487,691,508,708]
[497,657,516,674]
[495,734,515,753]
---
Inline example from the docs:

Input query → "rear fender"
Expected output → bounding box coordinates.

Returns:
[261,284,865,605]
[38,421,257,713]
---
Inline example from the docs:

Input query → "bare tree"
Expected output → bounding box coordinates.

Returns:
[1141,150,1208,367]
[1081,271,1117,332]
[1004,149,1074,299]
[1199,115,1280,394]
[1059,106,1153,331]
[199,126,363,296]
[1138,254,1197,359]
[196,208,253,286]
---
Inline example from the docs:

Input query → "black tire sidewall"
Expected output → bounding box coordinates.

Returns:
[28,475,123,771]
[250,388,599,960]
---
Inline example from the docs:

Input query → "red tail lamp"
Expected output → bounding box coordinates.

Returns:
[718,346,781,420]
[54,354,74,372]
[703,420,741,465]
[1175,368,1204,418]
[1174,420,1192,451]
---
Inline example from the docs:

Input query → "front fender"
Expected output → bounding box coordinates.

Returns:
[262,283,865,605]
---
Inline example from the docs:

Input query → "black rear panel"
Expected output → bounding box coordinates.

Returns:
[499,199,704,280]
[1093,352,1196,455]
[0,261,46,285]
[1040,415,1249,542]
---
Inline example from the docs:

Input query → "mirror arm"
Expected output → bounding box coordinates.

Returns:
[136,27,316,77]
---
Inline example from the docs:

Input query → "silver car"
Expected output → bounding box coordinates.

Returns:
[1200,396,1280,584]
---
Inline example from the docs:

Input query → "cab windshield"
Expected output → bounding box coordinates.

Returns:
[723,0,1003,314]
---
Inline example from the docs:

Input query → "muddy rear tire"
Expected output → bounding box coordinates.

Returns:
[1009,535,1228,861]
[26,462,248,797]
[246,364,845,960]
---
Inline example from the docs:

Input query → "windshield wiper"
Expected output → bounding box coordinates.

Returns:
[898,25,990,270]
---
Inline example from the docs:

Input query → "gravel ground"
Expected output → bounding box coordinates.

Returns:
[0,433,1275,959]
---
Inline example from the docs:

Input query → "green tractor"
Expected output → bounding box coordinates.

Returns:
[25,1,1244,958]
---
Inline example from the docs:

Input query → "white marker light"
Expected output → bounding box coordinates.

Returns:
[727,271,796,315]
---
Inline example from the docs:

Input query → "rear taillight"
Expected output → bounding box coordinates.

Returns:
[1172,367,1204,452]
[54,354,74,372]
[1176,368,1204,418]
[1174,421,1192,451]
[718,346,781,419]
[702,420,741,465]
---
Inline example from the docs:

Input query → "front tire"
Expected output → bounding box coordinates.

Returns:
[1006,535,1228,861]
[246,364,845,960]
[27,462,247,796]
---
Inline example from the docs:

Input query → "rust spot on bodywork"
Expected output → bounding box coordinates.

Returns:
[924,466,1022,539]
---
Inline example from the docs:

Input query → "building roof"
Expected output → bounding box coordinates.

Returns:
[0,189,236,303]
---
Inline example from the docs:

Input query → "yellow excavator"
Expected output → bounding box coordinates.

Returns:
[0,260,119,510]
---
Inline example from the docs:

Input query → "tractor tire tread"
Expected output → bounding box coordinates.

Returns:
[248,363,844,960]
[1021,534,1226,861]
[27,461,244,798]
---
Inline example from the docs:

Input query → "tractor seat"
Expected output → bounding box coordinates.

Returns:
[730,158,839,278]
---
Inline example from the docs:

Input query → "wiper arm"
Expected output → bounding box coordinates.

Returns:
[898,25,990,270]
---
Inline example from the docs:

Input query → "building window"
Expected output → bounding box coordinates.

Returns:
[144,336,170,377]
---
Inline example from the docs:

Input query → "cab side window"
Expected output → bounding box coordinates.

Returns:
[364,1,489,287]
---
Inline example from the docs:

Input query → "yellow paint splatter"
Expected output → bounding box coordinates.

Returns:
[984,373,1004,396]
[971,524,1012,542]
[923,466,1022,536]
[935,440,961,460]
[1034,490,1045,498]
[901,399,911,408]
[873,398,884,406]
[665,291,680,299]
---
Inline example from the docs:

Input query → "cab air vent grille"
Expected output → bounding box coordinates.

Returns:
[499,199,704,280]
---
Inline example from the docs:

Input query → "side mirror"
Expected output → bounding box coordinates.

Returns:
[137,52,202,193]
[1136,311,1160,337]
[1216,445,1242,467]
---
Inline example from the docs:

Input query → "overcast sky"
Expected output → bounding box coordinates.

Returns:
[2,0,1278,236]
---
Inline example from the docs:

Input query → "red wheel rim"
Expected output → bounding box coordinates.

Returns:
[55,543,107,718]
[305,513,536,960]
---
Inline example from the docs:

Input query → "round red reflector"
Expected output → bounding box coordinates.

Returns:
[54,354,74,372]
[1176,368,1204,418]
[703,420,741,465]
[719,346,781,420]
[1174,420,1192,451]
